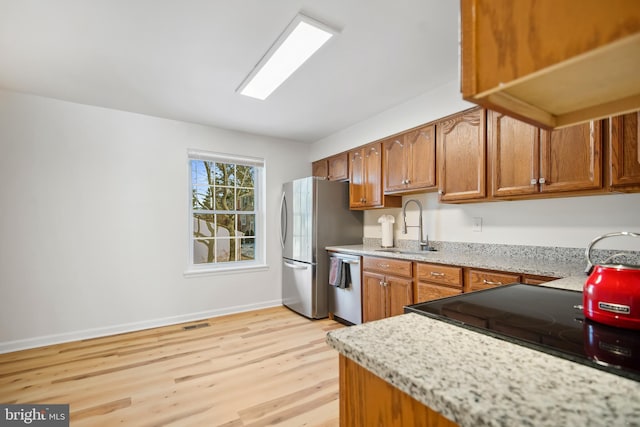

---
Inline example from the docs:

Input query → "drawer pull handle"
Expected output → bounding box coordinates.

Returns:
[483,279,503,286]
[430,272,445,277]
[378,264,390,269]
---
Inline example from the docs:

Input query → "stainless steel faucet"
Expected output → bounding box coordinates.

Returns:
[402,199,430,251]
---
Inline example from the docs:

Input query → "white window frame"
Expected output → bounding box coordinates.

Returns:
[185,149,267,276]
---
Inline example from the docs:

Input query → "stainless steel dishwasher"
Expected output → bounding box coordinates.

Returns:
[328,253,362,325]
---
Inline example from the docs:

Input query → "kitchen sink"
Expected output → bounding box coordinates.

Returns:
[375,248,438,255]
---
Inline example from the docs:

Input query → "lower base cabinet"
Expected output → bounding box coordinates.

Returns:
[362,257,413,322]
[339,354,458,427]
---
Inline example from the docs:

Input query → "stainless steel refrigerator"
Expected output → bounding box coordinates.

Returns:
[280,177,363,319]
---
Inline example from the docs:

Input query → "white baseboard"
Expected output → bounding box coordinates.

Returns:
[0,300,282,354]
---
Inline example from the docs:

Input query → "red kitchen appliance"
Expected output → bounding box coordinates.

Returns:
[584,231,640,330]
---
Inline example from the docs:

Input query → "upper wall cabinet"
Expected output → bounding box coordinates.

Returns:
[437,108,486,202]
[539,122,603,193]
[460,0,640,130]
[312,152,349,181]
[488,111,603,198]
[349,142,402,210]
[609,112,640,191]
[383,124,436,194]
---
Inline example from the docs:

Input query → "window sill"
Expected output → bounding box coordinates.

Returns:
[184,263,269,278]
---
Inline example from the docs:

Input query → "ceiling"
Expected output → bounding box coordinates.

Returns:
[0,0,460,142]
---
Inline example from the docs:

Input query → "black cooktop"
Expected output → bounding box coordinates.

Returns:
[405,283,640,382]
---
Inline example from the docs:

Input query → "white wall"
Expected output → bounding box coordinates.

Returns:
[365,193,640,251]
[310,79,474,160]
[0,90,309,351]
[311,79,640,251]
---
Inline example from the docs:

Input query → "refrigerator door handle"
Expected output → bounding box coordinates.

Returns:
[279,191,287,249]
[284,261,308,270]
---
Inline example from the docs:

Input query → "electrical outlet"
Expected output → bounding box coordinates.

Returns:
[472,217,482,232]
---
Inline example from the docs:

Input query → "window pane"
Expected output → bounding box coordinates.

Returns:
[192,186,214,210]
[193,239,215,264]
[216,213,236,236]
[236,188,254,211]
[215,163,235,186]
[191,160,217,186]
[238,214,255,237]
[216,187,234,211]
[193,214,216,237]
[236,165,255,188]
[216,238,237,262]
[241,238,255,260]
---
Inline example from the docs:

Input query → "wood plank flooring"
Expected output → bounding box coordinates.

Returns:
[0,306,345,426]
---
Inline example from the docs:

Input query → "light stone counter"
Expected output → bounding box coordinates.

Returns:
[326,244,588,279]
[326,311,640,427]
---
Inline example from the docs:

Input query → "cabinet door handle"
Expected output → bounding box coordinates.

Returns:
[438,190,444,195]
[430,272,445,277]
[379,280,384,286]
[406,179,411,184]
[538,178,546,184]
[530,179,537,185]
[483,279,503,286]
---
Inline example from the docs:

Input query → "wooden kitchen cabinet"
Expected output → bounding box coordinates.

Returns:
[436,108,487,202]
[339,355,458,427]
[349,142,402,209]
[488,111,541,198]
[539,121,603,193]
[609,112,640,191]
[362,256,413,322]
[414,262,463,303]
[464,269,521,293]
[489,110,603,198]
[312,152,349,181]
[522,274,558,285]
[460,0,640,130]
[383,124,437,194]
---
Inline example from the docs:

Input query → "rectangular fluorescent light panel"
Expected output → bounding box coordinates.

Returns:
[237,14,337,100]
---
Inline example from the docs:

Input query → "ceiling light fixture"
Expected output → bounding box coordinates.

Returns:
[237,13,338,100]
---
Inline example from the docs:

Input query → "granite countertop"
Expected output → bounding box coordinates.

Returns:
[326,244,588,279]
[326,311,640,427]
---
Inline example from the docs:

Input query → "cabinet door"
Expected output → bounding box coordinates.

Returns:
[363,143,383,207]
[383,136,407,192]
[362,271,386,322]
[328,153,349,181]
[415,282,462,303]
[386,276,413,317]
[489,111,540,197]
[610,112,640,189]
[312,159,328,179]
[349,149,365,208]
[437,108,486,201]
[406,125,436,190]
[540,121,602,193]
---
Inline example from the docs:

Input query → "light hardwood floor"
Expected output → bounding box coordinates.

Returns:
[0,306,345,426]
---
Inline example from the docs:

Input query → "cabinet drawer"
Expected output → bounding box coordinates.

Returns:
[415,282,462,303]
[522,274,558,285]
[363,257,412,278]
[416,263,462,288]
[465,269,521,292]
